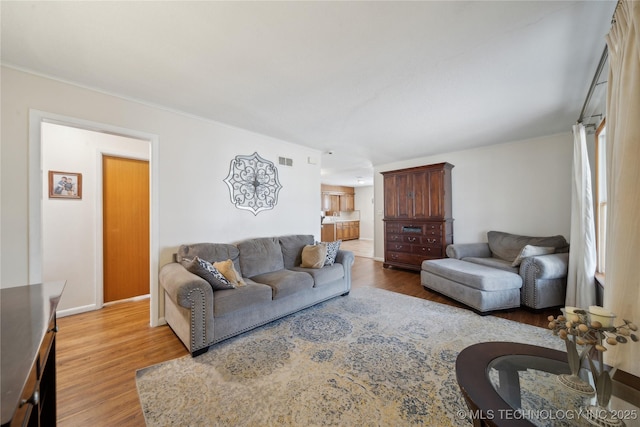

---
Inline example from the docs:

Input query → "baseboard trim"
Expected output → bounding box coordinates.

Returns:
[57,304,99,318]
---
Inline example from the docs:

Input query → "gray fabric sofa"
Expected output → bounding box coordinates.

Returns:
[421,231,569,313]
[160,234,354,356]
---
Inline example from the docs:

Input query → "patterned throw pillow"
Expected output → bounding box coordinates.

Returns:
[181,256,236,290]
[322,240,342,266]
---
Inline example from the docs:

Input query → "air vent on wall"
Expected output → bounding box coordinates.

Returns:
[278,157,293,167]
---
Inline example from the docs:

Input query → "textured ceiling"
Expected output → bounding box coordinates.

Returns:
[1,1,616,186]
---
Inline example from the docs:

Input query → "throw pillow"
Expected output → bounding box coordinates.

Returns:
[317,240,341,266]
[213,259,247,287]
[181,256,236,290]
[511,245,556,267]
[300,244,328,269]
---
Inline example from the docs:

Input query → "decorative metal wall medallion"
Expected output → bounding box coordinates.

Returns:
[223,152,282,215]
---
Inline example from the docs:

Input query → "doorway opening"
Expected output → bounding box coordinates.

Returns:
[29,110,160,325]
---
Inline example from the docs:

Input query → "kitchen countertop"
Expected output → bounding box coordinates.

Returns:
[322,219,359,224]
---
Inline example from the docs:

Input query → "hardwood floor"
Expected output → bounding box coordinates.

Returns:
[55,256,560,426]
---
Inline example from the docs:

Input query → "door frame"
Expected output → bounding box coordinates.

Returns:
[28,110,162,326]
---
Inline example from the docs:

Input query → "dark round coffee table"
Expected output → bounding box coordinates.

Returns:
[455,342,640,427]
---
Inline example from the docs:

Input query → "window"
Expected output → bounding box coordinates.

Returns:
[595,120,607,273]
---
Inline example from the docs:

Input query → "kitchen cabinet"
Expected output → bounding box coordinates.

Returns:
[321,185,355,213]
[382,163,453,270]
[349,221,360,240]
[321,223,336,242]
[334,221,359,241]
[339,194,355,212]
[321,193,339,212]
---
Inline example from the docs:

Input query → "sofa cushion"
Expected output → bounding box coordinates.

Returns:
[301,244,328,269]
[291,263,344,287]
[511,245,555,267]
[250,269,314,299]
[462,257,519,273]
[238,237,285,277]
[421,258,521,291]
[177,243,242,273]
[487,231,569,262]
[181,256,236,290]
[279,235,314,269]
[213,282,273,317]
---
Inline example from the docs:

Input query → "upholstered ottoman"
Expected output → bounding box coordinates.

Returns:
[420,258,522,313]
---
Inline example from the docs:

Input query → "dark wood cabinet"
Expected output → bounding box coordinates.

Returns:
[382,163,453,270]
[1,282,65,427]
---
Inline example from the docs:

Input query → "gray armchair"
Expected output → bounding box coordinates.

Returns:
[444,231,569,309]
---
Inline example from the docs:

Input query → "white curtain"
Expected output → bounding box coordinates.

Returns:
[565,124,597,308]
[604,0,640,377]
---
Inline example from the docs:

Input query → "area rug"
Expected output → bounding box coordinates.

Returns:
[136,287,562,426]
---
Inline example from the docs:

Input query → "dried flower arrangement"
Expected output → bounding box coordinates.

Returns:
[547,307,638,426]
[548,308,638,349]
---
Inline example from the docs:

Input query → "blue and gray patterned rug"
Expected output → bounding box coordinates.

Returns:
[136,287,562,426]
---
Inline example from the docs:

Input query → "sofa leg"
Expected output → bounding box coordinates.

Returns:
[191,346,209,357]
[341,291,350,297]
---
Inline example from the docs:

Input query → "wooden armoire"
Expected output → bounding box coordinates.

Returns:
[382,162,454,270]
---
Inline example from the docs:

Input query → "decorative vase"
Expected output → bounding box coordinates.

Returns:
[557,338,595,394]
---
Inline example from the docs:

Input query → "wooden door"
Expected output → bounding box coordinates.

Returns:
[103,155,150,303]
[427,169,445,218]
[411,170,429,219]
[383,175,397,218]
[384,173,412,218]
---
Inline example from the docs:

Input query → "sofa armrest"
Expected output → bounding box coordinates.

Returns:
[159,262,214,308]
[519,252,569,309]
[519,252,569,280]
[159,262,215,355]
[446,243,492,259]
[335,249,355,268]
[334,249,355,292]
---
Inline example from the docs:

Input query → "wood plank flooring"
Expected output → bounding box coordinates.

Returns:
[55,256,560,426]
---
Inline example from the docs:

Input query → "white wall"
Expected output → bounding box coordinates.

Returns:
[373,133,573,258]
[1,67,321,323]
[41,123,150,314]
[354,186,374,240]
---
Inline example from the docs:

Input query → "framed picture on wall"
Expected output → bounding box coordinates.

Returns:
[49,171,82,199]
